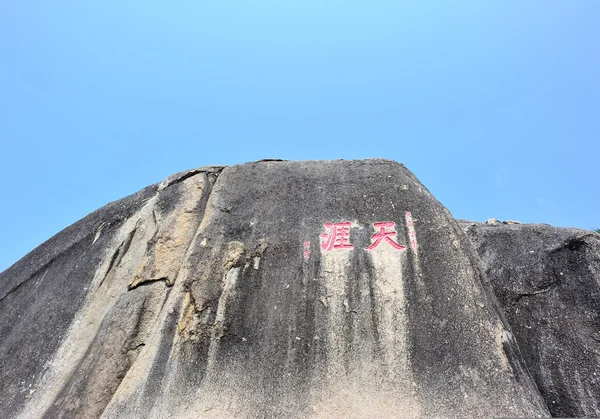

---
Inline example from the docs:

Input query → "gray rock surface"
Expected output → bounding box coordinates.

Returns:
[0,159,553,418]
[460,220,600,418]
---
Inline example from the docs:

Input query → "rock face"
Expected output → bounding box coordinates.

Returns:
[460,221,600,418]
[0,159,570,418]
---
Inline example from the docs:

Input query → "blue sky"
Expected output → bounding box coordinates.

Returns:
[1,1,599,271]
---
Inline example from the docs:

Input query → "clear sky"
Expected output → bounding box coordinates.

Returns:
[1,1,599,271]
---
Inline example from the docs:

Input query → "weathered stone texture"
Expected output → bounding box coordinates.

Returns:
[460,221,600,418]
[0,159,579,418]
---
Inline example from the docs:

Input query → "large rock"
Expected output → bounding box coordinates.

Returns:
[0,160,549,418]
[460,221,600,418]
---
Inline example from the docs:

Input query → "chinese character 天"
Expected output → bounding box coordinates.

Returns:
[365,222,405,251]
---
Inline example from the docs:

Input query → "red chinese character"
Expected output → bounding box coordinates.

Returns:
[320,222,354,251]
[303,241,311,259]
[365,222,406,251]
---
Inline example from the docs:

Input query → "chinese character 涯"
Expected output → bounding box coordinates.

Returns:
[365,222,406,251]
[320,222,354,251]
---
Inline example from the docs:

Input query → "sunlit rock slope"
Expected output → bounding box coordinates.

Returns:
[0,159,561,418]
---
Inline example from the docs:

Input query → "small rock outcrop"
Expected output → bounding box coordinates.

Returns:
[460,221,600,418]
[0,159,594,418]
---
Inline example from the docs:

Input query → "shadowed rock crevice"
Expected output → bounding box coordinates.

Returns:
[41,283,172,419]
